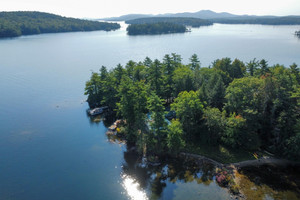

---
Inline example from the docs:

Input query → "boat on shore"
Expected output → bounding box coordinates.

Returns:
[88,106,108,116]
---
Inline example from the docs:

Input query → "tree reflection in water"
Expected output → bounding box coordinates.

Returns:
[87,115,300,200]
[121,148,216,200]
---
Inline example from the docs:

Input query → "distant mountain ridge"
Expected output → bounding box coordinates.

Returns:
[101,10,300,22]
[156,10,239,19]
[102,10,268,21]
[102,14,154,21]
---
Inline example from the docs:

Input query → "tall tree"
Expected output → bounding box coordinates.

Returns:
[258,59,270,76]
[246,58,259,76]
[147,93,168,154]
[189,54,200,71]
[208,75,226,110]
[171,91,204,139]
[162,54,176,102]
[148,59,164,97]
[117,77,148,143]
[290,63,300,84]
[173,65,194,96]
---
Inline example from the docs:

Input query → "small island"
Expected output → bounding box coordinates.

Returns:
[126,17,213,35]
[125,17,213,27]
[126,22,187,35]
[0,11,120,38]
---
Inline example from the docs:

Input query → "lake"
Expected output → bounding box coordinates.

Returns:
[0,23,299,200]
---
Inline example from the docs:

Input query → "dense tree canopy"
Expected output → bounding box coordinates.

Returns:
[85,54,300,160]
[126,22,187,35]
[126,17,213,27]
[212,16,300,25]
[0,11,120,38]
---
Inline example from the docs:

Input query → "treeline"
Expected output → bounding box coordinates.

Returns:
[212,16,300,25]
[85,54,300,160]
[0,11,120,38]
[126,22,186,35]
[126,17,213,27]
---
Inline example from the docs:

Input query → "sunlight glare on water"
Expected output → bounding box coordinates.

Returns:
[121,174,148,200]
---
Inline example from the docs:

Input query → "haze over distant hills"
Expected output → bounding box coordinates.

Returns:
[101,9,299,21]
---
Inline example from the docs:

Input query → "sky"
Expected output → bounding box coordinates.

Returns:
[1,0,300,19]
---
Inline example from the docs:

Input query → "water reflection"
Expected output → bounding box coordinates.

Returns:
[120,149,227,200]
[86,114,300,200]
[121,174,148,200]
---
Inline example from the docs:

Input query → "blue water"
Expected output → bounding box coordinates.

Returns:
[0,23,300,199]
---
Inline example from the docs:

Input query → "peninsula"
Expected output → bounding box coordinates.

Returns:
[0,11,120,38]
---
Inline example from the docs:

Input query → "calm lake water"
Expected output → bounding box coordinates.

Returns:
[0,23,300,200]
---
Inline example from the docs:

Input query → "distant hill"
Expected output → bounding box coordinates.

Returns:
[101,14,153,21]
[102,10,238,21]
[101,10,300,25]
[126,17,213,27]
[158,10,239,19]
[0,11,120,38]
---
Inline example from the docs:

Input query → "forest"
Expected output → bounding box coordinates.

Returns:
[0,11,120,38]
[126,22,187,35]
[212,16,300,25]
[84,54,300,161]
[126,17,213,27]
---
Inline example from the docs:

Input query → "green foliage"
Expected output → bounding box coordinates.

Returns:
[189,54,201,71]
[257,59,270,76]
[284,131,300,161]
[147,59,164,96]
[246,58,259,76]
[171,91,204,139]
[147,93,168,154]
[162,54,177,101]
[0,11,120,38]
[289,63,300,84]
[126,17,213,27]
[84,72,102,107]
[203,107,226,143]
[173,65,194,96]
[212,16,300,25]
[212,58,246,82]
[84,54,300,160]
[225,77,263,114]
[167,120,185,154]
[117,77,148,143]
[126,22,187,35]
[207,73,226,109]
[221,113,247,148]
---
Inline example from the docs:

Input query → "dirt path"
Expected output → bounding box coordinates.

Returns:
[179,152,300,168]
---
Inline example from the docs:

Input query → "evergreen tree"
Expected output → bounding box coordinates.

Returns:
[147,93,168,154]
[189,54,201,71]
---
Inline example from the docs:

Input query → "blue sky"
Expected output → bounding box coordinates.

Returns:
[1,0,300,18]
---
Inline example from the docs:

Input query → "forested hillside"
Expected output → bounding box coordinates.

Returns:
[0,11,120,38]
